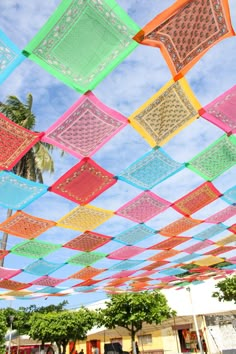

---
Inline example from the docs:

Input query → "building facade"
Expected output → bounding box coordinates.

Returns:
[72,312,235,354]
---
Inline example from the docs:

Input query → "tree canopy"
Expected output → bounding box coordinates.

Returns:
[0,311,7,354]
[212,276,236,303]
[2,301,68,335]
[28,308,96,354]
[97,291,175,350]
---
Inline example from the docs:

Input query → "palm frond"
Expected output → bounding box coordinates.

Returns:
[0,94,36,129]
[34,143,55,174]
[26,93,33,112]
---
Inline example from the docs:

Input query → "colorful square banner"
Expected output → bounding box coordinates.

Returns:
[42,91,127,158]
[118,148,184,190]
[173,182,221,216]
[0,113,43,171]
[57,205,113,231]
[201,85,236,133]
[23,0,140,92]
[188,135,236,181]
[133,0,235,77]
[129,77,200,147]
[0,30,25,84]
[0,211,56,239]
[64,231,111,251]
[116,190,171,223]
[0,171,48,210]
[50,157,116,205]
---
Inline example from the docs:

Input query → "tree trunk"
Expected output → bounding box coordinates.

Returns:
[56,342,61,354]
[131,324,136,354]
[0,208,13,266]
[62,342,67,354]
[41,341,45,354]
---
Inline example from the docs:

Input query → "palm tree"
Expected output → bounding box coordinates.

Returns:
[0,94,54,266]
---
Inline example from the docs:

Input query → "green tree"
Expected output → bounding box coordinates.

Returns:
[18,300,68,316]
[0,94,54,265]
[96,291,176,353]
[29,308,96,354]
[212,276,236,303]
[2,301,68,337]
[2,308,18,329]
[0,310,7,354]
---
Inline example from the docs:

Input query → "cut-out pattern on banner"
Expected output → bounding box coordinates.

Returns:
[129,77,200,147]
[222,186,236,204]
[23,0,140,92]
[42,91,128,158]
[64,231,112,252]
[115,191,171,223]
[188,135,236,180]
[0,267,21,279]
[150,236,189,250]
[57,205,114,231]
[31,276,65,287]
[0,30,25,84]
[159,217,202,236]
[11,240,61,259]
[0,172,48,210]
[118,148,184,189]
[0,113,43,171]
[173,182,221,216]
[217,234,236,246]
[201,85,236,133]
[205,206,236,224]
[0,279,28,291]
[68,252,107,266]
[133,0,235,77]
[69,267,105,280]
[24,259,64,276]
[114,224,156,245]
[0,211,56,239]
[50,157,117,205]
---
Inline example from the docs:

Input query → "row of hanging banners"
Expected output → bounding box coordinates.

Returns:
[0,0,235,300]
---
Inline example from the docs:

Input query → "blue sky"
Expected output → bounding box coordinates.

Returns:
[0,0,235,310]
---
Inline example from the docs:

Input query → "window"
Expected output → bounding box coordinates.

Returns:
[137,334,152,345]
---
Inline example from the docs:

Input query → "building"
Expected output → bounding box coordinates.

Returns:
[5,331,54,354]
[73,280,236,354]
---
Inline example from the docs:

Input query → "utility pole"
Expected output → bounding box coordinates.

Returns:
[8,315,14,354]
[186,287,204,354]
